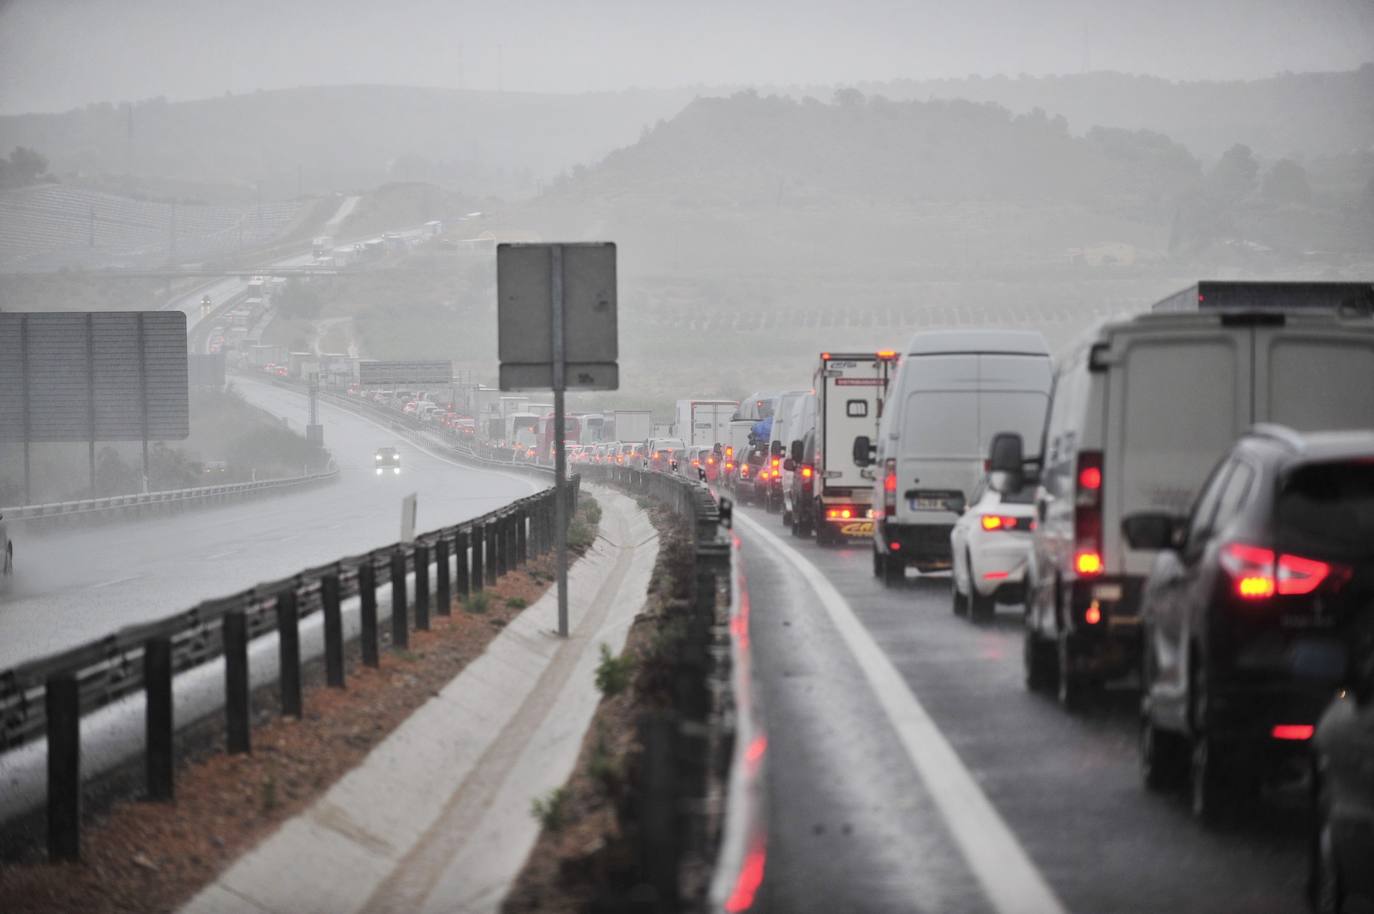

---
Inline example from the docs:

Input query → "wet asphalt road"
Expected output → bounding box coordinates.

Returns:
[0,379,537,668]
[729,498,1312,914]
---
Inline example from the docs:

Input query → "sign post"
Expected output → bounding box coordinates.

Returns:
[497,242,617,637]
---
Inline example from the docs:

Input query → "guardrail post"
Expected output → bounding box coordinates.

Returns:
[414,543,430,631]
[224,611,251,754]
[495,516,508,578]
[322,573,344,688]
[359,561,379,668]
[455,531,471,598]
[471,526,485,592]
[435,537,451,616]
[391,549,409,649]
[484,523,497,586]
[640,712,680,910]
[277,589,301,718]
[144,636,174,801]
[516,511,528,566]
[46,672,82,861]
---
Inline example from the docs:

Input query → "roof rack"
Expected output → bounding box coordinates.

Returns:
[1247,423,1307,452]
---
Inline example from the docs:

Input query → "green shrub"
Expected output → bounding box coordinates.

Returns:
[594,643,635,697]
[464,592,491,614]
[530,786,570,832]
[506,596,528,610]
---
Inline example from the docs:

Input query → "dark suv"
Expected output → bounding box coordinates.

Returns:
[1128,425,1374,821]
[787,430,818,538]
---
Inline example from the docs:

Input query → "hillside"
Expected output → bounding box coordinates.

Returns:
[0,85,697,202]
[846,66,1374,161]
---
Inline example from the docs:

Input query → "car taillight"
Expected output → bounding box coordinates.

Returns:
[1219,543,1348,600]
[883,458,897,517]
[980,515,1018,531]
[801,465,813,479]
[725,446,734,458]
[1271,724,1315,741]
[741,465,750,478]
[1074,450,1104,578]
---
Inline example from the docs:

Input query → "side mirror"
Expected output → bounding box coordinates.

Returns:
[988,432,1024,493]
[790,440,803,463]
[852,436,872,467]
[1121,513,1185,551]
[783,458,797,472]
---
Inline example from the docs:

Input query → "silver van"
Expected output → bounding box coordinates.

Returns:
[863,330,1052,583]
[998,295,1374,708]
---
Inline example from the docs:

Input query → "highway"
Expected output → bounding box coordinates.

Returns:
[729,502,1310,914]
[0,379,538,669]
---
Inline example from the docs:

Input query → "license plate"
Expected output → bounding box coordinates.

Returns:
[838,521,874,536]
[910,497,947,511]
[1092,584,1123,601]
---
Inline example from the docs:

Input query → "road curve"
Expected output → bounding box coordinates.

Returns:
[0,379,538,668]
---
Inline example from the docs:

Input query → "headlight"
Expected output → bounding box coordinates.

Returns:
[376,454,382,461]
[376,467,383,475]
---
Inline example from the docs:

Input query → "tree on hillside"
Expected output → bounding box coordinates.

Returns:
[1206,143,1259,204]
[1261,158,1312,206]
[0,146,51,187]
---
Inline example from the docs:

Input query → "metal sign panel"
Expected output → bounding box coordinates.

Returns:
[358,360,452,387]
[188,353,226,387]
[497,242,617,391]
[0,311,189,443]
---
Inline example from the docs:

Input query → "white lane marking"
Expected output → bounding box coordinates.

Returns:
[735,511,1067,914]
[85,574,143,591]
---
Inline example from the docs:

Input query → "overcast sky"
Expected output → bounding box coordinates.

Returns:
[1,0,1372,115]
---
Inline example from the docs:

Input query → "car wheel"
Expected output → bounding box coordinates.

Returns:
[882,554,904,586]
[1140,715,1188,792]
[1189,734,1231,825]
[967,552,994,622]
[951,577,968,616]
[1024,625,1057,692]
[1311,808,1343,914]
[790,512,800,537]
[1056,634,1085,711]
[782,508,793,527]
[798,513,813,538]
[873,546,885,577]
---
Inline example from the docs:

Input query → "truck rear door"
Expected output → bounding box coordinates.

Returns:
[1252,319,1374,431]
[1108,325,1252,577]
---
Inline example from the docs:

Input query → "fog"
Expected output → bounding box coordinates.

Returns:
[2,0,1373,114]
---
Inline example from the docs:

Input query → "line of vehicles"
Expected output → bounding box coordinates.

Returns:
[619,280,1373,911]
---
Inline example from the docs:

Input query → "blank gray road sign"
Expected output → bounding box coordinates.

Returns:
[0,311,189,442]
[359,360,453,387]
[497,242,618,391]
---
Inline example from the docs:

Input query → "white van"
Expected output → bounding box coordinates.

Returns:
[1005,295,1374,707]
[864,330,1052,583]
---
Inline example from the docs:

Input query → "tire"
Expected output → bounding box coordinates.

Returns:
[873,547,885,577]
[798,511,813,539]
[951,578,968,616]
[882,554,905,586]
[1024,626,1057,692]
[1188,657,1228,824]
[1056,634,1085,711]
[1311,813,1344,914]
[1140,715,1188,792]
[967,553,994,621]
[782,506,793,527]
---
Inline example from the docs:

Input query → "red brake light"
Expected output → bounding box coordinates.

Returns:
[883,458,898,517]
[771,457,780,468]
[1221,544,1346,600]
[1277,553,1338,595]
[801,466,813,479]
[1271,724,1314,741]
[980,515,1017,531]
[1078,466,1102,490]
[1084,604,1102,624]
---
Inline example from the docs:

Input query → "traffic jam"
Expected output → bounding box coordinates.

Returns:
[566,280,1374,909]
[281,279,1372,909]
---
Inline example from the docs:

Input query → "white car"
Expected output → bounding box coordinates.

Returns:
[950,478,1035,622]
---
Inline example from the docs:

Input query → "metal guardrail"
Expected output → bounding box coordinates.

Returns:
[0,479,578,861]
[2,468,340,527]
[579,462,744,912]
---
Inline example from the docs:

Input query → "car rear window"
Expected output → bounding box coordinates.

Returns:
[1277,461,1374,557]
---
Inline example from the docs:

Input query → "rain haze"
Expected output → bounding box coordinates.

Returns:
[2,2,1374,914]
[1,0,1373,111]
